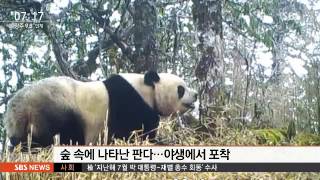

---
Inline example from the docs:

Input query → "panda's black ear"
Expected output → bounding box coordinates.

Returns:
[144,71,160,87]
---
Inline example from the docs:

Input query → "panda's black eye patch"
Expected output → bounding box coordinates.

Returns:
[177,85,185,99]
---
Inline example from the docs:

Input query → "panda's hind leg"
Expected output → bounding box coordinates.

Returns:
[38,106,86,146]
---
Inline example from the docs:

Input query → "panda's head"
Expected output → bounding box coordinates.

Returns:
[144,71,197,116]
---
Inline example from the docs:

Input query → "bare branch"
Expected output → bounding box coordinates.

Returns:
[0,94,14,107]
[42,17,78,79]
[81,0,134,62]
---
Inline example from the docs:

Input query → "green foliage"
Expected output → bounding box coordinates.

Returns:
[225,0,303,48]
[255,129,287,145]
[294,133,320,145]
[28,55,58,81]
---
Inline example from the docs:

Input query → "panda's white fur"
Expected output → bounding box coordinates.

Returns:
[5,76,109,147]
[4,72,197,148]
[153,73,196,116]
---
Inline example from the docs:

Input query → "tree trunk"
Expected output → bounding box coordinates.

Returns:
[315,62,320,134]
[192,0,224,120]
[132,0,158,73]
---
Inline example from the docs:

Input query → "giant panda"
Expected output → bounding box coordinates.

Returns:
[4,71,197,148]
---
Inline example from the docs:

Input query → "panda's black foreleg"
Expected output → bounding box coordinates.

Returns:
[142,115,160,141]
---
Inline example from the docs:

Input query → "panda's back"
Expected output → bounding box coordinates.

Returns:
[7,77,79,117]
